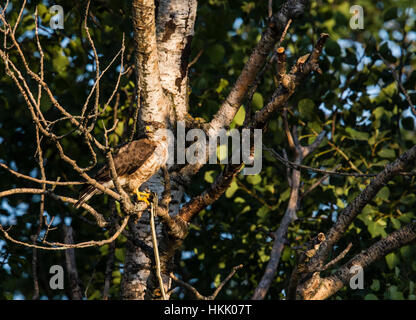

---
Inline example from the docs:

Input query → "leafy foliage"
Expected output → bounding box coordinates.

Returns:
[0,0,415,300]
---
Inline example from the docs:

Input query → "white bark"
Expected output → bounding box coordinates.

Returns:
[122,0,197,300]
[156,0,198,122]
[132,0,170,124]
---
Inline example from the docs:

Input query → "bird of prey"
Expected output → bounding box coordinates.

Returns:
[74,123,169,209]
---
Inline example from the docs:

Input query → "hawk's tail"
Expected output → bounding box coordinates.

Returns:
[74,185,98,209]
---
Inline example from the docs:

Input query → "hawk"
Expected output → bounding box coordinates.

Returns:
[74,123,169,209]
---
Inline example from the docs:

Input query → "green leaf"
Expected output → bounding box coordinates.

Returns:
[37,4,49,16]
[256,205,269,218]
[336,198,345,209]
[400,246,411,258]
[281,247,291,262]
[115,248,124,262]
[390,217,401,229]
[88,290,101,300]
[298,99,315,120]
[280,188,291,202]
[387,285,404,300]
[232,106,246,126]
[225,181,238,198]
[345,127,369,141]
[217,144,228,162]
[385,253,400,270]
[368,219,387,238]
[325,38,341,56]
[373,107,385,119]
[234,197,245,204]
[378,148,396,159]
[364,294,379,300]
[241,2,255,13]
[99,244,109,256]
[376,186,390,201]
[214,274,221,287]
[247,174,261,185]
[398,212,414,223]
[216,78,229,94]
[52,53,69,73]
[370,279,380,291]
[204,170,216,183]
[400,194,416,205]
[252,93,263,109]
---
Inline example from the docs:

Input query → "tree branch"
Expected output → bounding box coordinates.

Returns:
[298,223,416,300]
[170,264,243,300]
[208,0,308,133]
[178,163,243,223]
[0,216,129,251]
[307,145,416,272]
[63,225,83,300]
[252,123,325,300]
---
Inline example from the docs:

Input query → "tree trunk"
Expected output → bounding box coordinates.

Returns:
[121,0,197,300]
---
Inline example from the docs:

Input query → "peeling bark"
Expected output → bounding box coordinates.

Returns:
[156,0,198,122]
[132,0,169,125]
[122,0,198,300]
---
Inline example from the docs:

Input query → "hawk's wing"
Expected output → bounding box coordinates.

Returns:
[94,138,157,183]
[74,138,157,208]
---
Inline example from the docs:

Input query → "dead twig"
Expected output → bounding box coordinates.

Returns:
[170,264,243,300]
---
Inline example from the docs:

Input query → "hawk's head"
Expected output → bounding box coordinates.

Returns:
[144,122,168,142]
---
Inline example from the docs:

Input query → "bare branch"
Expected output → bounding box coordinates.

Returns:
[0,217,128,251]
[82,1,100,127]
[300,164,342,200]
[150,200,167,300]
[305,144,416,275]
[378,53,416,117]
[318,243,352,272]
[209,0,308,132]
[264,146,416,178]
[170,264,243,300]
[252,122,325,300]
[299,223,416,300]
[251,33,329,129]
[178,163,243,223]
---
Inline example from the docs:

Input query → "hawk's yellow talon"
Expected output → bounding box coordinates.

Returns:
[134,188,151,205]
